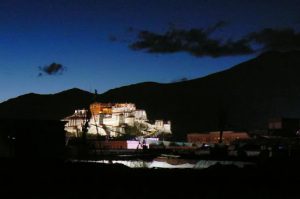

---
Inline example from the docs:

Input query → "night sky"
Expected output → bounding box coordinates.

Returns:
[0,0,299,102]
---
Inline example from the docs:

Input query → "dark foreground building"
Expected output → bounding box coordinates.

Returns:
[0,119,66,159]
[268,117,300,136]
[1,119,300,198]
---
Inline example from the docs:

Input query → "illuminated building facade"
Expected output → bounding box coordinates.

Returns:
[63,102,172,138]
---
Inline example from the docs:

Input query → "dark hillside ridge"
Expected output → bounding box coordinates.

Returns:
[1,51,300,139]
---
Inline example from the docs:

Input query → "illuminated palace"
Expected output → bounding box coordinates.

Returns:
[63,102,171,137]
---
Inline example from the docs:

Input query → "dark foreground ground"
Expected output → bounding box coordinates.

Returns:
[1,158,300,199]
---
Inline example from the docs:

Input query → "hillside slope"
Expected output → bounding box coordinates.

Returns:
[0,88,94,120]
[1,51,300,139]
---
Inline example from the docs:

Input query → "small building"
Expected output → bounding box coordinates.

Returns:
[154,120,171,133]
[93,140,146,150]
[0,119,66,159]
[187,131,250,145]
[268,118,300,136]
[62,109,87,136]
[187,133,211,144]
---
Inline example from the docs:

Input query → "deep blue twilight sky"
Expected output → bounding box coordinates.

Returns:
[0,0,300,101]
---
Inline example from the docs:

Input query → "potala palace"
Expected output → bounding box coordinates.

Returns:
[63,102,171,138]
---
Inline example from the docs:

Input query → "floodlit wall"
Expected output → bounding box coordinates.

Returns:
[112,103,136,113]
[154,120,172,133]
[62,109,87,134]
[125,117,135,126]
[63,102,172,137]
[103,114,124,127]
[163,122,172,133]
[90,103,112,115]
[134,110,147,120]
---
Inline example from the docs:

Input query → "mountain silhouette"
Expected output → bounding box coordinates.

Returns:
[1,51,300,139]
[0,88,94,120]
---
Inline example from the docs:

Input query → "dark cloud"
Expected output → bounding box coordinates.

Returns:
[205,20,228,34]
[129,24,300,57]
[108,34,118,42]
[38,63,66,76]
[130,25,253,57]
[127,26,135,33]
[248,28,300,51]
